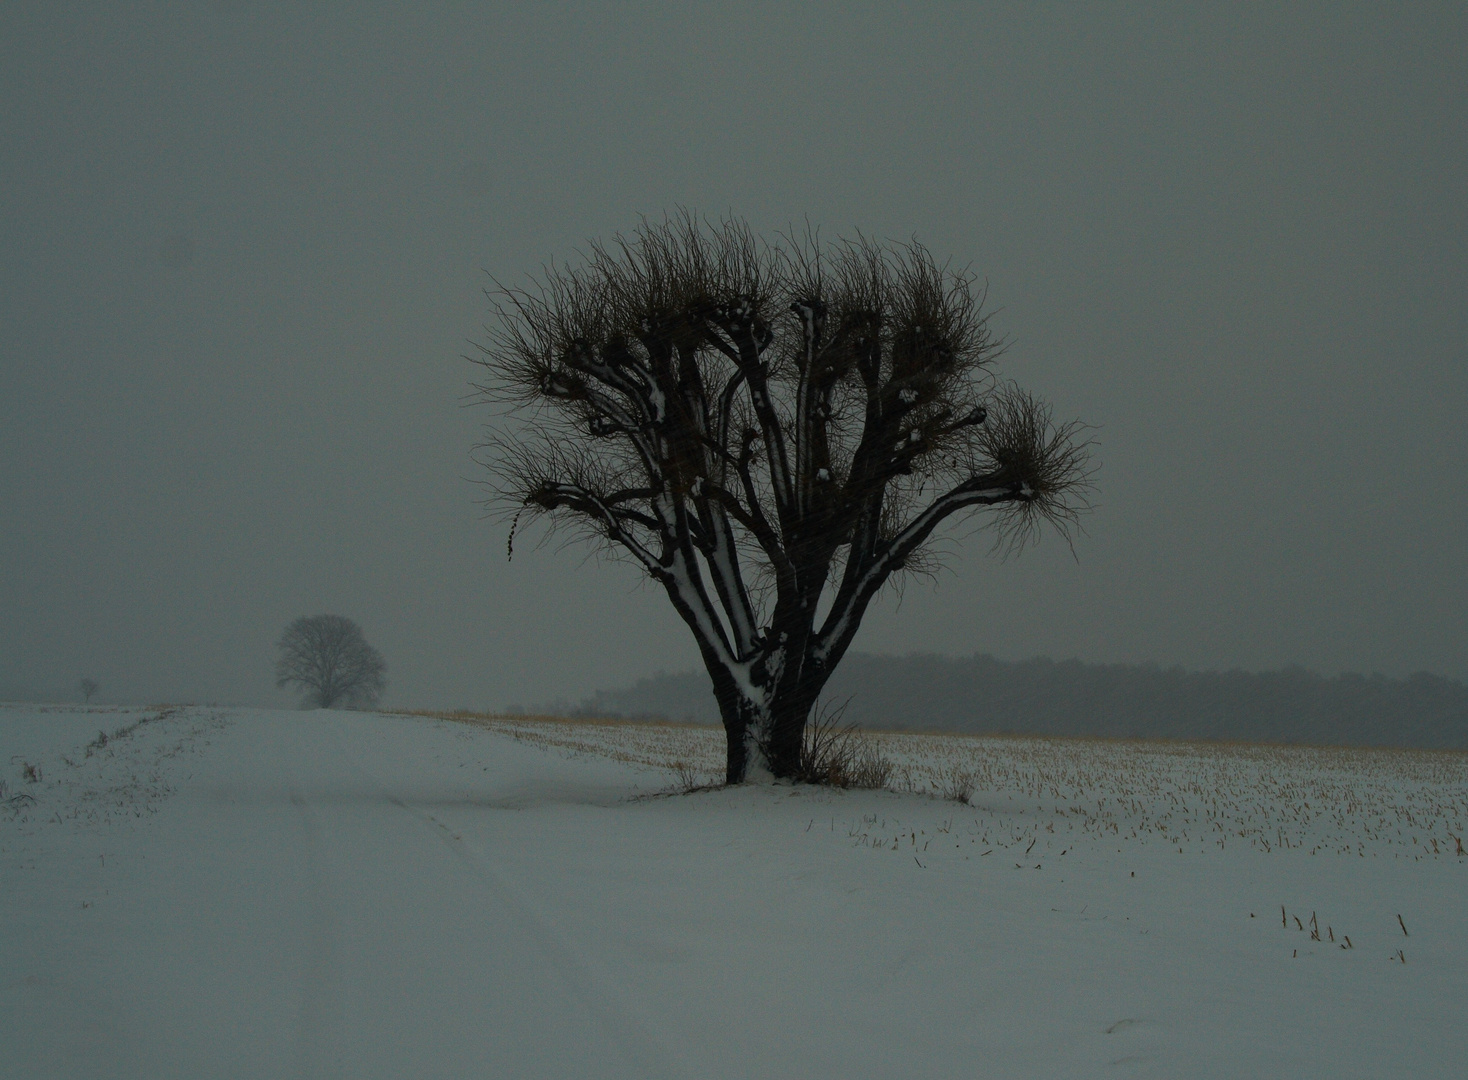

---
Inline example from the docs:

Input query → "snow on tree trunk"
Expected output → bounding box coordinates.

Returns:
[707,663,772,784]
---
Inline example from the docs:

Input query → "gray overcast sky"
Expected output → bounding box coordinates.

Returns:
[2,3,1465,709]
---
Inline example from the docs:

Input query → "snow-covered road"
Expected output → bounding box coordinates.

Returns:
[3,706,1464,1078]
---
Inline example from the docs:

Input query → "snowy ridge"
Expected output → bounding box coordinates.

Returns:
[2,703,229,831]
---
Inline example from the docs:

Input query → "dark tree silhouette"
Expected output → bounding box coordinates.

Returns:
[78,677,99,703]
[476,216,1091,782]
[275,615,387,709]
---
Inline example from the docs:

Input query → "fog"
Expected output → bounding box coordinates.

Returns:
[2,4,1464,709]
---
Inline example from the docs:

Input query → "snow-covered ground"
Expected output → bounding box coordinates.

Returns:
[3,705,1464,1078]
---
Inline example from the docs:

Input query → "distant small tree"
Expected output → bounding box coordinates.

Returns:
[78,677,99,703]
[275,615,387,709]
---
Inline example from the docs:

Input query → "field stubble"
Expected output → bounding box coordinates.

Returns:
[413,710,1468,862]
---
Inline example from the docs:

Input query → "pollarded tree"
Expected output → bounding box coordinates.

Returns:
[275,614,387,709]
[476,216,1091,783]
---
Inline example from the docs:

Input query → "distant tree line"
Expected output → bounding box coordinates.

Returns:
[576,653,1468,751]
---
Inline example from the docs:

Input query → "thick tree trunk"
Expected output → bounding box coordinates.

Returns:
[708,653,833,783]
[723,721,747,785]
[765,687,819,778]
[708,667,771,785]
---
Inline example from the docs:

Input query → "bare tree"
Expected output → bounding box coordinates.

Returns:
[78,677,99,704]
[476,215,1091,783]
[275,615,387,709]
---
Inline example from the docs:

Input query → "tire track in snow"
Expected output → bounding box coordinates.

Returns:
[288,786,345,1080]
[383,794,693,1080]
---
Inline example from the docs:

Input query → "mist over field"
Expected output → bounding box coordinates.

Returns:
[3,5,1466,711]
[576,655,1468,750]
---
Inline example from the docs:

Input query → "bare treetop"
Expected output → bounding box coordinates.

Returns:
[476,214,1092,782]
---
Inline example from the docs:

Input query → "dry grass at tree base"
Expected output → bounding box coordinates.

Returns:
[794,701,894,790]
[403,710,1468,862]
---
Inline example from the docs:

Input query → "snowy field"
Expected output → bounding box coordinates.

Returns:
[3,705,1465,1079]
